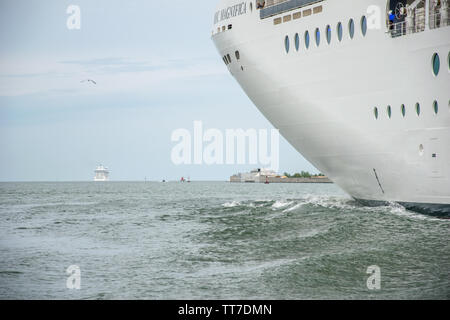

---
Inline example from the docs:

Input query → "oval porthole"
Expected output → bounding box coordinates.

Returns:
[285,35,290,53]
[361,16,367,36]
[349,19,355,39]
[304,31,310,49]
[448,52,450,71]
[337,22,343,41]
[235,50,240,60]
[416,103,421,116]
[295,33,300,51]
[250,2,253,12]
[433,100,439,114]
[326,25,331,44]
[387,105,392,118]
[432,53,440,76]
[315,28,320,46]
[401,104,406,117]
[374,107,379,119]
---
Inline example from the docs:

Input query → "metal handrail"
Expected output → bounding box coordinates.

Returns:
[387,9,449,38]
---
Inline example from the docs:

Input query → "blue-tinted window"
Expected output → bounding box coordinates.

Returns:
[401,104,406,117]
[349,19,355,39]
[315,28,320,46]
[387,105,392,118]
[337,22,343,41]
[416,103,421,116]
[361,16,367,36]
[285,35,290,53]
[326,25,331,44]
[304,31,310,49]
[374,107,379,119]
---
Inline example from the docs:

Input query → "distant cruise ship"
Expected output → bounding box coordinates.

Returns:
[212,0,450,215]
[94,165,109,182]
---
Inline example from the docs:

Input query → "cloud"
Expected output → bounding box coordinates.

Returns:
[0,55,227,97]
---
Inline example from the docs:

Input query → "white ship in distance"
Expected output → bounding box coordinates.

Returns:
[94,165,110,182]
[212,0,450,215]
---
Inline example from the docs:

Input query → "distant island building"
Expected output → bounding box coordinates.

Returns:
[230,168,332,184]
[94,165,110,182]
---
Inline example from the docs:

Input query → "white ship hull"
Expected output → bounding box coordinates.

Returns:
[212,0,450,215]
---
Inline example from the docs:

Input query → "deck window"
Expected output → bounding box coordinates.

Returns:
[416,103,421,116]
[387,105,392,118]
[374,107,379,119]
[401,104,406,117]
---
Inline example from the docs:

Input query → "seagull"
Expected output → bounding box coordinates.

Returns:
[81,79,97,85]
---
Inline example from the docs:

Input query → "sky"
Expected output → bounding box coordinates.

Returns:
[0,0,318,181]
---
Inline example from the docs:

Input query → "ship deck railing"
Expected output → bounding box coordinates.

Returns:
[257,0,323,19]
[388,9,449,38]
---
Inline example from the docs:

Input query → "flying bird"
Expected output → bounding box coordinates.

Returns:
[81,79,97,85]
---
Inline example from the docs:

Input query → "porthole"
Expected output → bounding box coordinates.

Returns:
[433,100,439,114]
[315,28,320,46]
[416,103,421,116]
[304,31,310,49]
[285,35,290,53]
[235,50,240,60]
[349,19,355,39]
[326,25,331,44]
[337,22,343,41]
[295,33,300,51]
[401,104,406,117]
[361,16,367,36]
[227,54,232,64]
[250,2,253,12]
[387,105,392,118]
[419,144,424,156]
[448,52,450,71]
[432,53,440,76]
[374,107,379,119]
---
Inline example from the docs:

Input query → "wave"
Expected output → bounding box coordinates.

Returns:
[219,195,445,222]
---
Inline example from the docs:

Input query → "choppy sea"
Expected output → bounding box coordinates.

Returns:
[0,182,448,299]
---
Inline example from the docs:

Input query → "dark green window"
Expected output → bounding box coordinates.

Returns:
[432,53,440,76]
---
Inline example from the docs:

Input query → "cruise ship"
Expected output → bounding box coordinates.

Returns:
[211,0,450,215]
[94,165,110,182]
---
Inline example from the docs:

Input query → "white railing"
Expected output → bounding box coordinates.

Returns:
[388,9,448,38]
[429,7,450,29]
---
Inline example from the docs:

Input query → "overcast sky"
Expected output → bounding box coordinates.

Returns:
[0,0,318,181]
